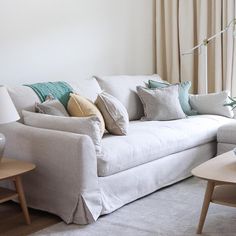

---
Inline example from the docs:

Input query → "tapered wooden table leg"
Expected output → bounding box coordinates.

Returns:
[14,176,31,225]
[197,181,215,234]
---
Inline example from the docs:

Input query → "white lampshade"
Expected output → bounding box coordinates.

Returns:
[0,86,20,124]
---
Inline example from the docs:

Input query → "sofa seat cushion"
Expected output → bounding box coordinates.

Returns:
[98,115,234,176]
[217,122,236,144]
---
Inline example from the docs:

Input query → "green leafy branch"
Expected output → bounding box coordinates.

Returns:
[224,96,236,110]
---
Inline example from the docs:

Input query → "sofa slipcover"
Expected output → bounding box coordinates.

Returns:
[1,78,235,224]
[217,122,236,144]
[0,122,101,224]
[99,142,216,215]
[217,122,236,154]
[98,115,234,176]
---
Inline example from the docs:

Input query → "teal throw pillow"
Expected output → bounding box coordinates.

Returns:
[148,80,197,116]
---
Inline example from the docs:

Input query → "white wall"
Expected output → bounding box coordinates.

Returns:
[0,0,155,86]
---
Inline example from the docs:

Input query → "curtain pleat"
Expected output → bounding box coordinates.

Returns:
[156,0,180,83]
[232,2,236,96]
[156,0,236,95]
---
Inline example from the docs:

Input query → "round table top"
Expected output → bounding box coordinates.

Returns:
[0,158,36,181]
[192,151,236,184]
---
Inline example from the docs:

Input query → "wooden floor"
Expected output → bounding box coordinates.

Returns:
[0,201,61,236]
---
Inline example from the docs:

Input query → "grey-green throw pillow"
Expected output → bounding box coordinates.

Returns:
[137,85,186,121]
[148,80,197,116]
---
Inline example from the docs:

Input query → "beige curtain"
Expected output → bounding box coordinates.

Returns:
[155,0,236,95]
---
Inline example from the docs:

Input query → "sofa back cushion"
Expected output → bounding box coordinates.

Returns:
[94,74,162,121]
[7,78,102,121]
[69,77,102,102]
[7,86,41,122]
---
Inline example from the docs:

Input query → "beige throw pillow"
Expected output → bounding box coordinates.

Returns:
[22,110,102,155]
[137,85,186,121]
[67,93,105,135]
[95,92,129,135]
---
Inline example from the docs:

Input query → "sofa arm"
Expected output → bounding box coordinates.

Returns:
[0,122,102,224]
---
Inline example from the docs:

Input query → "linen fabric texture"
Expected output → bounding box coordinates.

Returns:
[69,77,102,103]
[22,110,102,155]
[94,74,163,121]
[0,121,218,225]
[67,93,105,135]
[35,98,69,117]
[2,79,236,225]
[189,91,234,118]
[137,85,186,121]
[0,121,101,224]
[7,86,41,121]
[217,122,236,154]
[95,92,129,135]
[99,115,231,176]
[148,80,197,116]
[217,122,236,144]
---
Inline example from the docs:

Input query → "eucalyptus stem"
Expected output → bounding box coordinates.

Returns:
[224,96,236,110]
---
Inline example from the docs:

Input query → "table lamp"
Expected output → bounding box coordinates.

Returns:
[0,86,20,162]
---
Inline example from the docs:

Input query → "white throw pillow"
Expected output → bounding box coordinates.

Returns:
[22,110,102,155]
[95,92,129,135]
[137,85,186,121]
[189,91,234,118]
[94,74,163,121]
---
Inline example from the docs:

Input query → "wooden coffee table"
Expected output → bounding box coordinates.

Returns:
[192,151,236,234]
[0,158,36,224]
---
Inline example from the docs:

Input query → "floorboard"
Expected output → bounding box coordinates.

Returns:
[0,201,61,236]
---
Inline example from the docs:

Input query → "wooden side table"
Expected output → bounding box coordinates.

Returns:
[0,158,36,225]
[192,151,236,234]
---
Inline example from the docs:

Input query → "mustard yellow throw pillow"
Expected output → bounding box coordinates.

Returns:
[67,93,105,135]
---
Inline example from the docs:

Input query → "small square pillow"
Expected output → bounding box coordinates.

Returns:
[137,85,186,121]
[189,91,234,118]
[148,80,197,116]
[36,97,69,117]
[22,110,102,155]
[67,93,105,135]
[95,92,129,135]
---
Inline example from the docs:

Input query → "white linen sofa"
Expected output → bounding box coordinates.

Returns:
[217,123,236,154]
[0,75,234,225]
